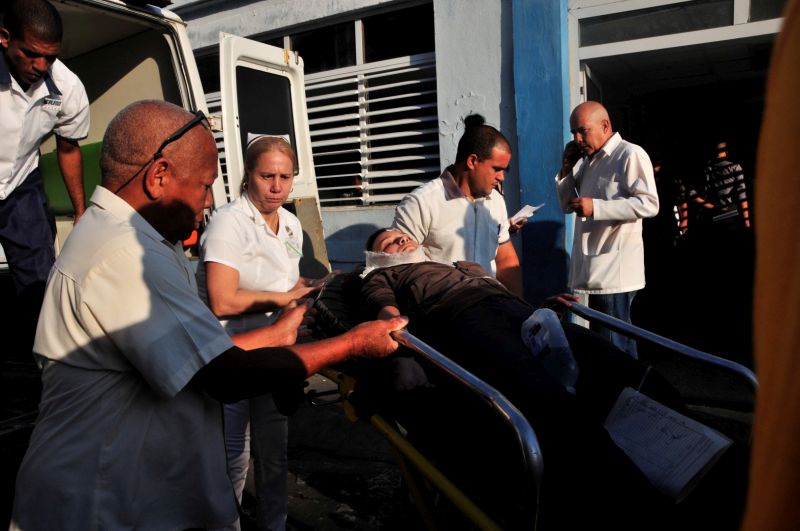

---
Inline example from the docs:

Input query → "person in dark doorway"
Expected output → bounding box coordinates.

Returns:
[691,141,751,231]
[0,0,89,368]
[10,100,407,531]
[392,114,522,295]
[555,101,659,359]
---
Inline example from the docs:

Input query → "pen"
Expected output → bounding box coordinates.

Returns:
[285,239,303,257]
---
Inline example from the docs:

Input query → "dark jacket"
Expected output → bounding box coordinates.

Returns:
[361,260,524,326]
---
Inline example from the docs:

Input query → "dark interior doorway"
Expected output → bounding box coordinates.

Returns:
[580,33,776,367]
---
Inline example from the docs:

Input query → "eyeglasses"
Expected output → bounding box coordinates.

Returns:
[114,110,208,193]
[153,110,207,159]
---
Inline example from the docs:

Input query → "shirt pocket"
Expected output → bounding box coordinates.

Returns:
[581,220,621,256]
[583,249,621,290]
[38,101,61,129]
[21,104,60,148]
[284,237,303,258]
[596,175,622,200]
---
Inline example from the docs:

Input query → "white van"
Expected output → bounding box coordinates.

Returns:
[3,0,329,273]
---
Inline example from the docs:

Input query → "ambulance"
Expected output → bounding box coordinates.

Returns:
[2,0,328,271]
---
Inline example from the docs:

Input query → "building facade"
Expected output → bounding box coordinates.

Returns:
[172,0,785,302]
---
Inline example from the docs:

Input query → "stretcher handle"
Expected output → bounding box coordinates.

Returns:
[390,328,544,490]
[563,301,758,392]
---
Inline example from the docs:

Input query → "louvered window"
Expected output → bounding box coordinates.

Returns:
[197,3,438,207]
[305,52,439,206]
[203,92,233,201]
[204,52,439,207]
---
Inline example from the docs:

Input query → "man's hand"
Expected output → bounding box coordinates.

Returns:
[508,217,527,235]
[378,305,402,320]
[229,299,314,350]
[55,136,86,223]
[270,299,313,345]
[540,293,579,319]
[346,316,409,359]
[559,140,583,178]
[569,197,594,217]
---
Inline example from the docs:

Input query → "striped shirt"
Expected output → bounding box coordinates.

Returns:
[702,158,748,210]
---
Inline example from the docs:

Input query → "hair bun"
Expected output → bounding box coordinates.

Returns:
[463,114,486,129]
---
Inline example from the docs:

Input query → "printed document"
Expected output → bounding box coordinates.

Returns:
[604,387,732,502]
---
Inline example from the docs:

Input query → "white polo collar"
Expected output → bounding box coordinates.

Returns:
[89,186,181,251]
[440,167,493,201]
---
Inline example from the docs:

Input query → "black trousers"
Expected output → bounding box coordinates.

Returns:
[419,296,672,529]
[0,169,55,363]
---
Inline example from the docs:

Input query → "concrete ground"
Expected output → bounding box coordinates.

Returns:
[244,375,419,530]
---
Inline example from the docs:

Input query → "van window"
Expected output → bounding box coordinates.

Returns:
[235,66,298,170]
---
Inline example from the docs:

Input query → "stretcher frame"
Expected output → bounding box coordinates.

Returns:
[314,295,758,530]
[319,328,543,531]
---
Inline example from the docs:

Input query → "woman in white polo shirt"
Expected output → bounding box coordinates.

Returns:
[197,136,321,531]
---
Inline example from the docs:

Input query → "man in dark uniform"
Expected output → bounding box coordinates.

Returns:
[1,0,89,366]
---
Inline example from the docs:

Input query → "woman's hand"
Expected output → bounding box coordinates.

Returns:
[289,272,340,301]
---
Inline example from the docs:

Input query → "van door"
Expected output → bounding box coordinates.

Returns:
[217,34,329,275]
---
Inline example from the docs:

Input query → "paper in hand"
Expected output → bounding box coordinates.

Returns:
[511,204,544,224]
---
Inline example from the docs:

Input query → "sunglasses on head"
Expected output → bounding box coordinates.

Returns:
[114,110,208,194]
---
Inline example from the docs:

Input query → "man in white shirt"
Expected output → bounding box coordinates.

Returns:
[393,114,522,295]
[10,100,407,531]
[0,0,89,364]
[555,101,659,358]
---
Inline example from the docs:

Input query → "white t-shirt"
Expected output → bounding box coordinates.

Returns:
[393,168,511,276]
[12,186,237,531]
[197,193,303,335]
[0,55,90,199]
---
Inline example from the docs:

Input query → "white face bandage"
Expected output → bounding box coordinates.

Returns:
[361,246,429,278]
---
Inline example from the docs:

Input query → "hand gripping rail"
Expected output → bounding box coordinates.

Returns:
[322,328,544,530]
[562,301,758,393]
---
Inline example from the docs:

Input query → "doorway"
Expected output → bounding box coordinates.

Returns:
[578,33,775,367]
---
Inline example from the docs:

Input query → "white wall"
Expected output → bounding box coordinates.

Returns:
[172,0,522,263]
[432,0,519,212]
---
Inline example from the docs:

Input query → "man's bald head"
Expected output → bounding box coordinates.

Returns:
[101,100,202,189]
[569,101,614,158]
[571,101,610,124]
[100,100,218,243]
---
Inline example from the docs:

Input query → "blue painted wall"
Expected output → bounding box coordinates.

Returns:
[512,0,570,305]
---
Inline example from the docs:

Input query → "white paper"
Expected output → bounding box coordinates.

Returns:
[603,387,732,502]
[510,203,544,223]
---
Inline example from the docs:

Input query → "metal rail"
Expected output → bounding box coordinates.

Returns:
[371,414,503,531]
[391,329,544,498]
[563,301,758,392]
[321,329,543,530]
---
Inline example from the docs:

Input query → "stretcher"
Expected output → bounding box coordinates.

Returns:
[310,273,757,530]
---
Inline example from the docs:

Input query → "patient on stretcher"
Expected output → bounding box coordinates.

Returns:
[356,228,688,528]
[360,228,642,402]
